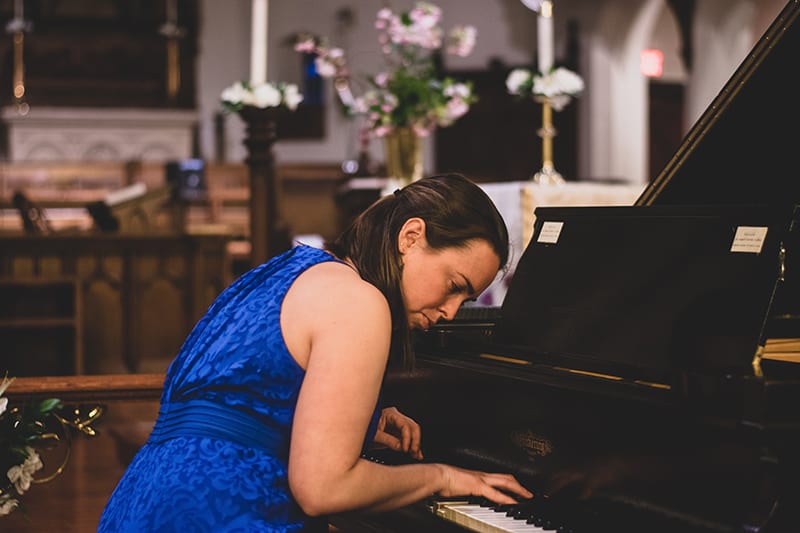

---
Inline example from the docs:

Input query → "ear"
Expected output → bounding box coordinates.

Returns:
[398,217,427,254]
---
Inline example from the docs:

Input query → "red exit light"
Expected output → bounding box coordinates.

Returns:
[641,49,664,77]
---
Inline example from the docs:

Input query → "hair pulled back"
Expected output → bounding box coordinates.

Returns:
[327,173,509,369]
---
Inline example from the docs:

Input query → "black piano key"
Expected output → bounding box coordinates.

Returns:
[478,497,495,508]
[493,503,517,513]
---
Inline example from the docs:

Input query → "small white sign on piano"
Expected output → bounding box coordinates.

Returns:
[538,221,564,244]
[730,226,768,254]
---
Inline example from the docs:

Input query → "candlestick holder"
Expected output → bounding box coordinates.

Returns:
[238,105,292,267]
[533,96,565,185]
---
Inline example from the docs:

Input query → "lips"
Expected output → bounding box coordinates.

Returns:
[421,314,433,330]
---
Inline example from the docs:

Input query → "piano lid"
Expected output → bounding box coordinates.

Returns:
[492,204,792,386]
[634,0,800,332]
[637,0,800,208]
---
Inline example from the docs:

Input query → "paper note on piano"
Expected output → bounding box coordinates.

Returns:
[538,221,564,243]
[730,226,768,253]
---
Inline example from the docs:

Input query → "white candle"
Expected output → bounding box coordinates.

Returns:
[537,0,554,73]
[14,0,23,19]
[166,0,176,24]
[250,0,268,84]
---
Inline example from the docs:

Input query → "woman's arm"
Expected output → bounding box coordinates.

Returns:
[282,262,531,517]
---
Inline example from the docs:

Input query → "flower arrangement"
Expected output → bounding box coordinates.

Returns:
[220,81,304,113]
[0,374,61,517]
[505,66,584,111]
[294,1,478,138]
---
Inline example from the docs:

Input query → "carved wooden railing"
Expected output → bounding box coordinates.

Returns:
[6,373,165,402]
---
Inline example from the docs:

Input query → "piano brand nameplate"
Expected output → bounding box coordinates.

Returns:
[730,225,768,254]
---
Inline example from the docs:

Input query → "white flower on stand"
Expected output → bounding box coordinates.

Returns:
[220,81,304,112]
[506,66,584,110]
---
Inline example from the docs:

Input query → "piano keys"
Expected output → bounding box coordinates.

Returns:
[431,498,567,533]
[428,493,751,533]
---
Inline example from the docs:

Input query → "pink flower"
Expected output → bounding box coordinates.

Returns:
[409,2,442,29]
[445,97,469,120]
[447,26,477,57]
[294,2,477,139]
[374,72,390,88]
[373,125,393,137]
[293,38,316,53]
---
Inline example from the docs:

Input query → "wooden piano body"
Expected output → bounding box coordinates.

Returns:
[332,1,800,531]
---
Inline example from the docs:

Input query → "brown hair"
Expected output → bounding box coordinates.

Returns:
[327,173,509,369]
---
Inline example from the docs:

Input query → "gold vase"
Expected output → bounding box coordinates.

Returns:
[383,126,423,185]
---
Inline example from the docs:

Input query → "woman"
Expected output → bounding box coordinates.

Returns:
[98,173,532,532]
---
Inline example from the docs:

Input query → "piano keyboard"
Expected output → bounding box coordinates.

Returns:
[430,496,581,533]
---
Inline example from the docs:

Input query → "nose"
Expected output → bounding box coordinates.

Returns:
[438,297,463,321]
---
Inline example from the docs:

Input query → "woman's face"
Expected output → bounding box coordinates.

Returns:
[399,221,500,330]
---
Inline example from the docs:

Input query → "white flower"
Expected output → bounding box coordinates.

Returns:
[220,82,249,106]
[505,66,584,111]
[0,494,19,517]
[282,84,304,111]
[7,447,43,495]
[249,83,282,108]
[505,68,532,94]
[0,375,13,416]
[533,67,585,98]
[443,82,471,99]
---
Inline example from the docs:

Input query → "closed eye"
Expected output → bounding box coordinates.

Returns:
[450,275,476,298]
[448,281,465,295]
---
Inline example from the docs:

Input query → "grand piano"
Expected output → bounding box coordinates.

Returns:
[330,1,800,532]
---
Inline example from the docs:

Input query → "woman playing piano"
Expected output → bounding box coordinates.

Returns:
[98,173,532,532]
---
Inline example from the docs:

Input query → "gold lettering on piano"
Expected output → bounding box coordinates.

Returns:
[479,353,531,365]
[511,429,553,462]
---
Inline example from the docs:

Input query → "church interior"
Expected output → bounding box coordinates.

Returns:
[2,0,799,531]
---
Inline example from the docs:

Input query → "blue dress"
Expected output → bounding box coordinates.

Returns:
[98,245,380,533]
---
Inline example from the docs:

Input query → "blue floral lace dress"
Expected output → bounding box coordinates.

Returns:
[98,245,380,533]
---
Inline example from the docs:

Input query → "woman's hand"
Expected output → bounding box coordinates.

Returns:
[373,406,424,460]
[437,464,534,505]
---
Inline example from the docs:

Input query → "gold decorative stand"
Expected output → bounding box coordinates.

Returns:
[238,106,292,268]
[533,96,565,185]
[6,7,31,115]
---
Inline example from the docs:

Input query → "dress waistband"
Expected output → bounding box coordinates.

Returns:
[148,399,288,458]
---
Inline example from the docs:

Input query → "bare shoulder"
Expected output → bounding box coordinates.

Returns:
[281,259,391,367]
[290,260,387,314]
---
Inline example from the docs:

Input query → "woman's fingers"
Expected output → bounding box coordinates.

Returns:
[376,407,424,460]
[483,473,534,502]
